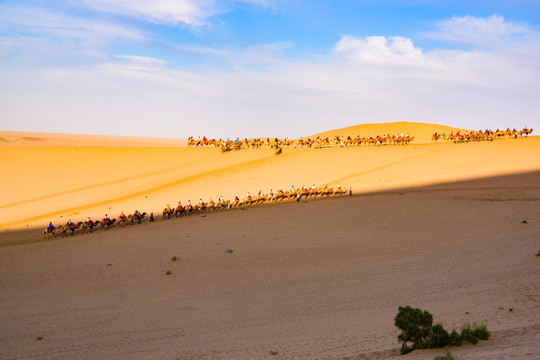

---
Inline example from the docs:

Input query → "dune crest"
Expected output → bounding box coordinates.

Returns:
[308,121,468,144]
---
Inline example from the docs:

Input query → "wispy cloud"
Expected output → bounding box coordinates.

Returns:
[78,0,277,27]
[0,3,143,42]
[0,2,144,65]
[79,0,212,27]
[428,14,535,47]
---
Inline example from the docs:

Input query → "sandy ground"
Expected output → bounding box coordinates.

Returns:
[0,123,539,359]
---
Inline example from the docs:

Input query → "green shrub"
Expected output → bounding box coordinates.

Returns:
[400,345,414,355]
[430,324,450,348]
[395,306,489,355]
[472,323,490,340]
[460,323,478,344]
[395,306,434,352]
[448,329,462,346]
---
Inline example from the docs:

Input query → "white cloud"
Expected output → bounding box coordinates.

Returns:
[79,0,277,27]
[0,3,143,42]
[80,0,212,26]
[0,3,144,65]
[429,14,534,47]
[334,35,423,63]
[113,55,167,73]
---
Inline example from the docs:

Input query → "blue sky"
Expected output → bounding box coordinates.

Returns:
[1,0,539,138]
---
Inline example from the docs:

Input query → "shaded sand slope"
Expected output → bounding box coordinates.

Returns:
[1,133,539,231]
[1,172,539,360]
[309,121,468,144]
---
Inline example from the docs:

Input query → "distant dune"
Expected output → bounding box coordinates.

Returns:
[309,121,468,144]
[0,130,186,147]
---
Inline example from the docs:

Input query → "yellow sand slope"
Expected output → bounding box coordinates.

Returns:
[1,124,539,231]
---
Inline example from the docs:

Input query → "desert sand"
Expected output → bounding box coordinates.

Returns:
[1,122,539,360]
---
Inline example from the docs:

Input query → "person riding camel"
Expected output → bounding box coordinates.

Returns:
[166,204,171,214]
[67,219,73,229]
[120,211,126,220]
[48,222,54,233]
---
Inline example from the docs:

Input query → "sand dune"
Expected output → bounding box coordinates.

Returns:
[0,130,186,147]
[1,123,539,360]
[0,123,538,231]
[309,121,468,144]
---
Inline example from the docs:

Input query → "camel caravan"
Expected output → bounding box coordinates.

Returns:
[42,184,349,239]
[297,134,414,148]
[432,127,533,143]
[188,136,293,153]
[162,184,350,220]
[42,211,148,238]
[188,134,415,151]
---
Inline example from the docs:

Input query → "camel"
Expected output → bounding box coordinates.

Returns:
[174,205,186,217]
[519,128,533,137]
[274,189,287,201]
[162,207,174,220]
[183,203,195,214]
[117,216,129,227]
[42,225,62,239]
[60,221,83,236]
[81,220,101,233]
[321,186,334,196]
[299,187,310,199]
[100,218,116,230]
[130,212,147,224]
[216,198,230,209]
[207,198,216,211]
[255,192,268,204]
[197,200,207,212]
